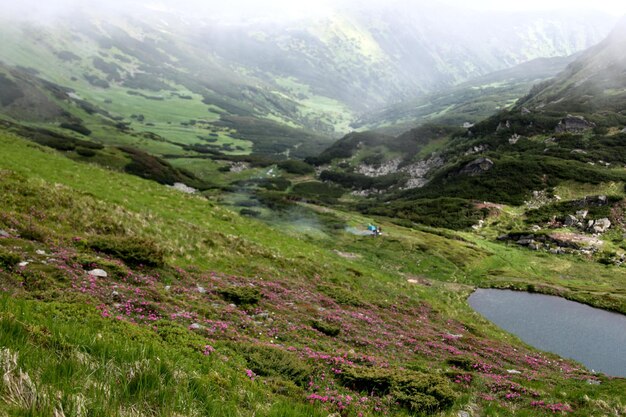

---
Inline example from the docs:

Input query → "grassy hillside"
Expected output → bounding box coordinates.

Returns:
[1,125,626,416]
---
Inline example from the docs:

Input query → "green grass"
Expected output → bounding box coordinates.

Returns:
[1,130,626,416]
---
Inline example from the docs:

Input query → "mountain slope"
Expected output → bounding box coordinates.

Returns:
[1,125,626,416]
[517,16,626,114]
[0,3,614,158]
[356,55,578,134]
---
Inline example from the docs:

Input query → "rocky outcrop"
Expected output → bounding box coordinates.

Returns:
[496,120,511,132]
[464,144,488,156]
[589,218,611,233]
[555,115,595,133]
[500,232,603,253]
[357,158,401,177]
[168,182,197,194]
[459,157,493,176]
[356,155,444,190]
[508,134,522,144]
[402,156,444,189]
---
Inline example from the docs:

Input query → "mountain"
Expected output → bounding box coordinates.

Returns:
[354,54,579,135]
[517,16,626,114]
[311,17,626,230]
[2,5,626,417]
[0,3,615,165]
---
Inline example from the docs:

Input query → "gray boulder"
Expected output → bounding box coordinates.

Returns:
[564,215,577,227]
[591,218,611,233]
[459,158,494,176]
[555,115,595,133]
[88,268,108,278]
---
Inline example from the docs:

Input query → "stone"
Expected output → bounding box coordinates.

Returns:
[507,369,522,374]
[587,379,601,385]
[168,182,197,194]
[622,127,626,134]
[18,261,29,267]
[508,134,522,144]
[555,115,595,133]
[516,238,533,246]
[531,225,542,232]
[189,323,203,330]
[88,268,108,278]
[529,242,541,251]
[459,157,494,176]
[564,215,577,227]
[521,107,531,114]
[576,210,588,219]
[196,286,206,294]
[0,230,9,238]
[458,412,470,417]
[35,250,46,255]
[591,218,611,233]
[164,285,171,291]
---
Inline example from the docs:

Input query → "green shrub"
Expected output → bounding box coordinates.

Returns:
[0,249,20,269]
[311,319,340,337]
[85,235,165,267]
[445,356,474,371]
[290,182,345,201]
[277,160,315,175]
[76,147,97,157]
[240,208,261,217]
[317,284,365,307]
[59,123,92,136]
[218,286,261,306]
[340,367,456,414]
[233,344,313,387]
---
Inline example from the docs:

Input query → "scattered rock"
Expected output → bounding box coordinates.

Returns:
[464,144,488,156]
[189,323,204,330]
[18,261,29,267]
[333,250,361,260]
[168,182,197,194]
[521,107,531,114]
[35,250,46,255]
[622,127,626,134]
[571,149,587,154]
[462,122,475,129]
[590,218,611,233]
[531,225,542,232]
[0,230,9,238]
[555,115,595,133]
[88,268,108,278]
[457,411,470,417]
[564,215,577,227]
[459,157,493,176]
[496,120,511,132]
[471,219,485,231]
[164,285,171,292]
[196,286,206,294]
[587,379,601,385]
[111,290,120,298]
[576,210,588,219]
[508,134,522,144]
[507,369,522,374]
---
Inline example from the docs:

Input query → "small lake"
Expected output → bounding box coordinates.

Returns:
[468,289,626,377]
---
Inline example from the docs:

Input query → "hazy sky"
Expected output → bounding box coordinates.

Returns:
[1,0,626,20]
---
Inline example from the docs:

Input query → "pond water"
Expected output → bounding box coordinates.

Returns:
[468,289,626,377]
